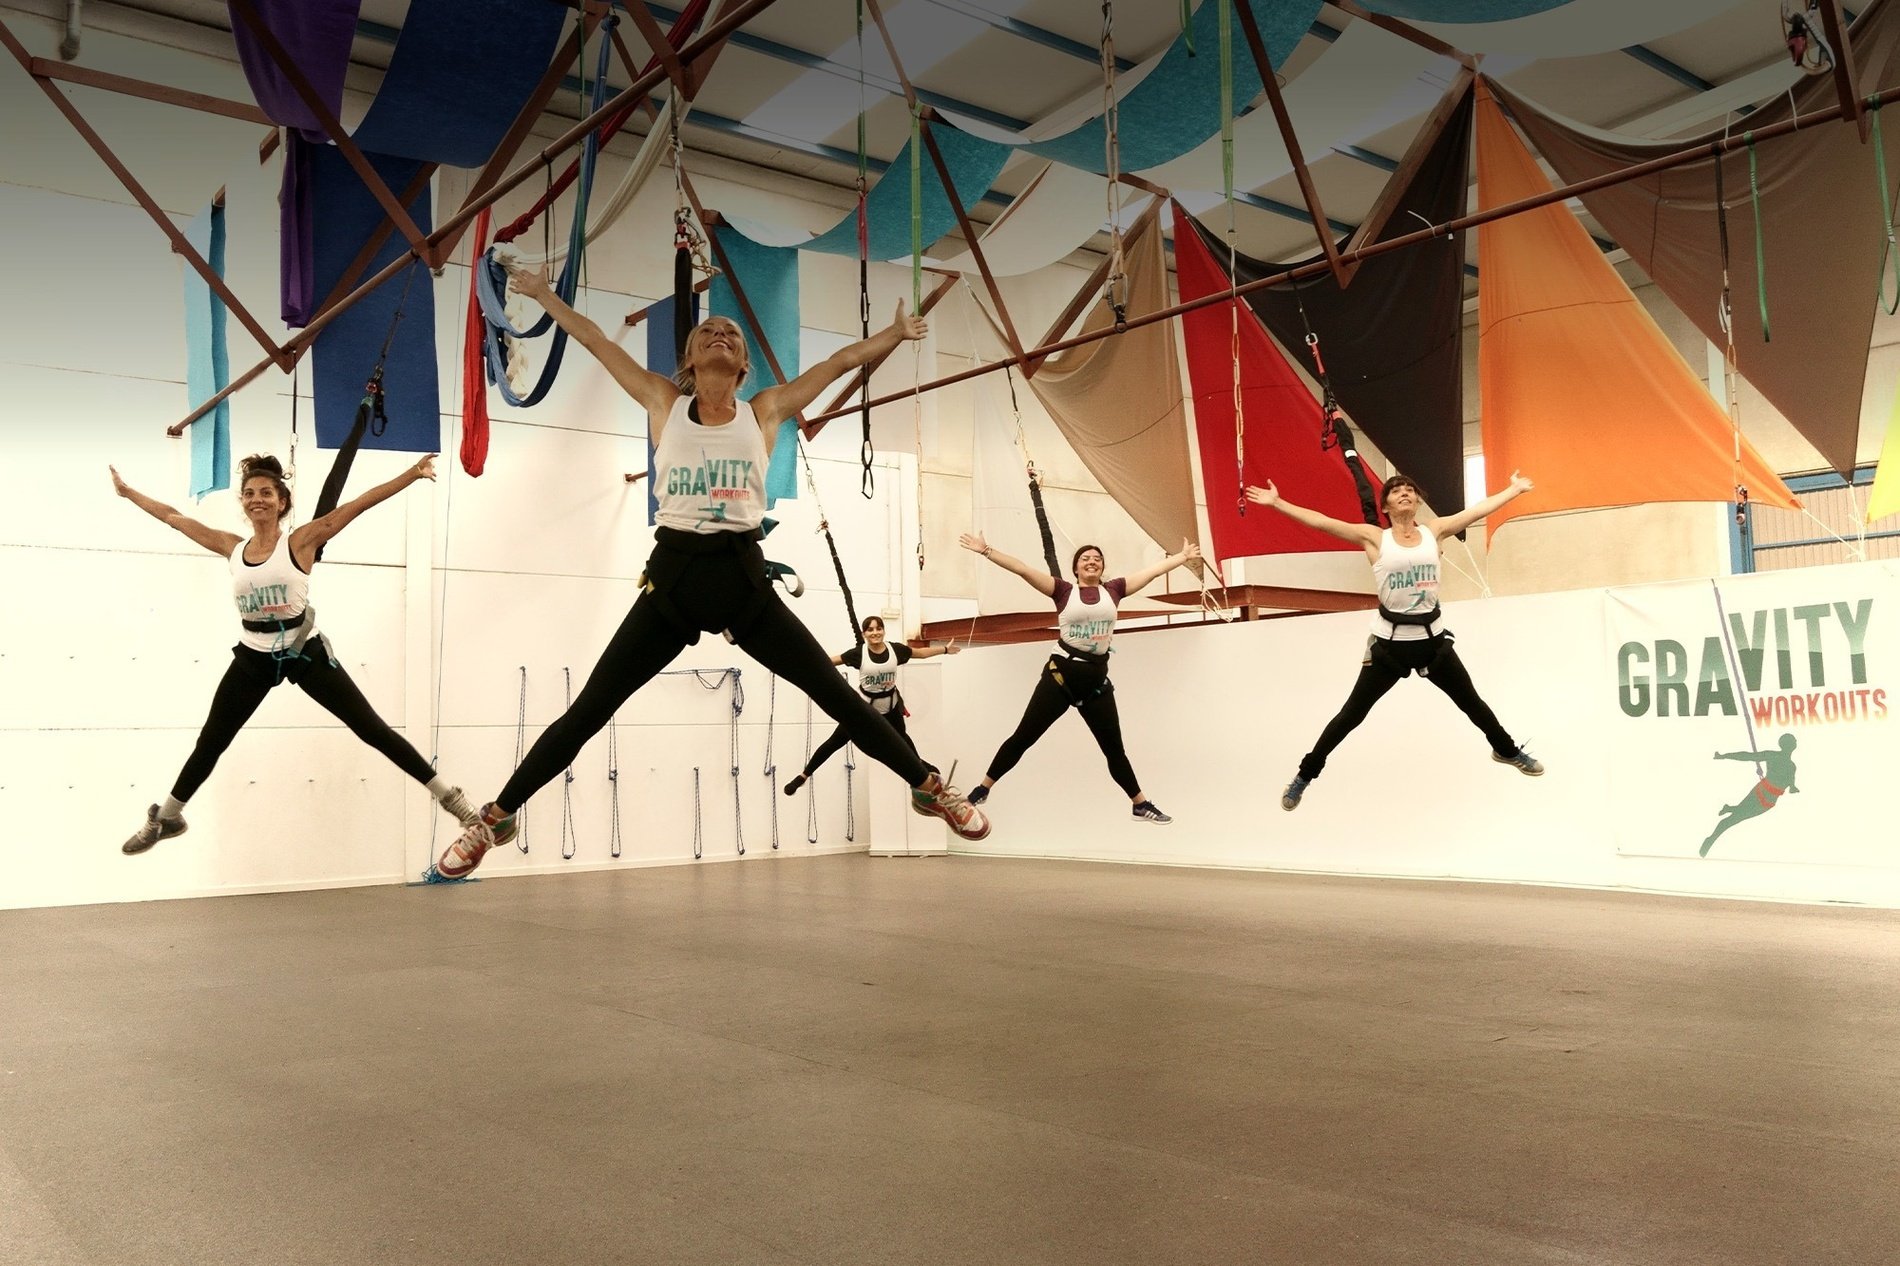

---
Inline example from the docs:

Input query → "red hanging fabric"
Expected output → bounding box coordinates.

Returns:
[461,207,493,477]
[1171,204,1381,567]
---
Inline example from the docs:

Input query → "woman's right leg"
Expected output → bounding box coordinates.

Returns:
[170,656,275,802]
[1296,649,1406,782]
[494,596,691,813]
[801,724,854,779]
[983,669,1071,786]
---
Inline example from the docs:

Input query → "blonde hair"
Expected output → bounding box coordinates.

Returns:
[674,317,750,394]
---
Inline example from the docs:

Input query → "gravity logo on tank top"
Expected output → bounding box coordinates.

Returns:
[1064,616,1114,651]
[1383,564,1438,612]
[861,665,898,694]
[663,453,755,522]
[236,582,294,616]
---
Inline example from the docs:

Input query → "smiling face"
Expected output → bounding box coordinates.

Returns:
[862,617,887,651]
[1072,547,1106,585]
[240,473,289,524]
[1381,475,1421,519]
[677,317,749,392]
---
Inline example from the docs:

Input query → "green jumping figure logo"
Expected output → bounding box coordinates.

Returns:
[1700,733,1799,858]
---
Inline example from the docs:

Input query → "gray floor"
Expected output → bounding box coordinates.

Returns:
[3,856,1897,1266]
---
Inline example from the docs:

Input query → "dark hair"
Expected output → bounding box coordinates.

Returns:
[239,454,293,520]
[1071,544,1105,575]
[861,615,885,632]
[1380,474,1422,509]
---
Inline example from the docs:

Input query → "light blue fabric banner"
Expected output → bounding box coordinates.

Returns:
[711,227,802,507]
[1022,0,1323,173]
[184,202,231,501]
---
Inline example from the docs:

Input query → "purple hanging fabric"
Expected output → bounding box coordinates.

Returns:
[228,0,363,142]
[229,0,361,325]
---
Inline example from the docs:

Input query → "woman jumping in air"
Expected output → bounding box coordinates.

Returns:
[957,535,1200,823]
[110,453,479,853]
[435,265,988,879]
[783,615,959,795]
[1245,471,1544,811]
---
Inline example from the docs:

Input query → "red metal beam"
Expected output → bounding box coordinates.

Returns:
[1328,0,1476,69]
[0,16,288,369]
[27,57,271,124]
[920,113,1027,365]
[1815,0,1869,141]
[620,1,693,98]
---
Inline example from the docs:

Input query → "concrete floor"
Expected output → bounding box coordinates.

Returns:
[2,856,1897,1266]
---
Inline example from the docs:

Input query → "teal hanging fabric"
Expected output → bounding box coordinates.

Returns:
[710,226,802,507]
[1357,1,1567,18]
[799,123,1010,261]
[183,201,231,500]
[1021,0,1320,174]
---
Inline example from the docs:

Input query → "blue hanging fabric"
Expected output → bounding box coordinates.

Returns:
[183,200,231,499]
[474,16,616,409]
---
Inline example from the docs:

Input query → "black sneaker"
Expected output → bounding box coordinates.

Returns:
[783,773,807,796]
[1131,801,1172,824]
[123,804,187,855]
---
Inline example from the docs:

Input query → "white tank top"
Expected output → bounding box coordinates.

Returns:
[1371,526,1442,641]
[231,532,313,653]
[1054,578,1126,657]
[652,394,768,534]
[846,643,912,715]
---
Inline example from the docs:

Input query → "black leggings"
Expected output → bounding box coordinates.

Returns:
[985,655,1142,799]
[804,701,921,777]
[172,638,437,801]
[498,549,933,812]
[1298,634,1517,782]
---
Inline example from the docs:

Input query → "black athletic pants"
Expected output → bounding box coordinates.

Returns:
[985,655,1141,798]
[804,702,921,778]
[172,638,437,801]
[1298,634,1517,782]
[498,542,933,812]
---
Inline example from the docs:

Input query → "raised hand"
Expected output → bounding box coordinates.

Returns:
[891,300,927,342]
[506,261,554,301]
[958,531,990,556]
[109,465,133,498]
[1509,470,1534,494]
[1180,540,1203,564]
[410,454,438,483]
[945,641,962,655]
[1243,482,1279,508]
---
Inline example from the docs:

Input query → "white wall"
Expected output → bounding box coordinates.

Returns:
[936,560,1900,907]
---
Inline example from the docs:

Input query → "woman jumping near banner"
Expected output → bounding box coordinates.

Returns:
[435,265,989,878]
[1245,472,1544,810]
[110,453,480,853]
[783,615,960,795]
[958,536,1199,823]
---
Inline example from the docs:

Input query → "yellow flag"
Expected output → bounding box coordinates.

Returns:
[1871,384,1900,524]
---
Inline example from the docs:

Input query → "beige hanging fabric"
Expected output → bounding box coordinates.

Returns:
[1026,212,1201,556]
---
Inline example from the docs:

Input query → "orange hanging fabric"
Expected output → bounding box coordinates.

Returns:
[460,206,492,477]
[1474,80,1796,536]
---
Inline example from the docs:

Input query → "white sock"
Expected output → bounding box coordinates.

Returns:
[159,795,186,820]
[426,774,453,800]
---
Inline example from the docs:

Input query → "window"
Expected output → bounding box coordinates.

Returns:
[1463,452,1486,510]
[1732,466,1900,573]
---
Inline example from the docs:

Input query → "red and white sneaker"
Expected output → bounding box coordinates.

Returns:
[434,802,517,879]
[909,765,990,841]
